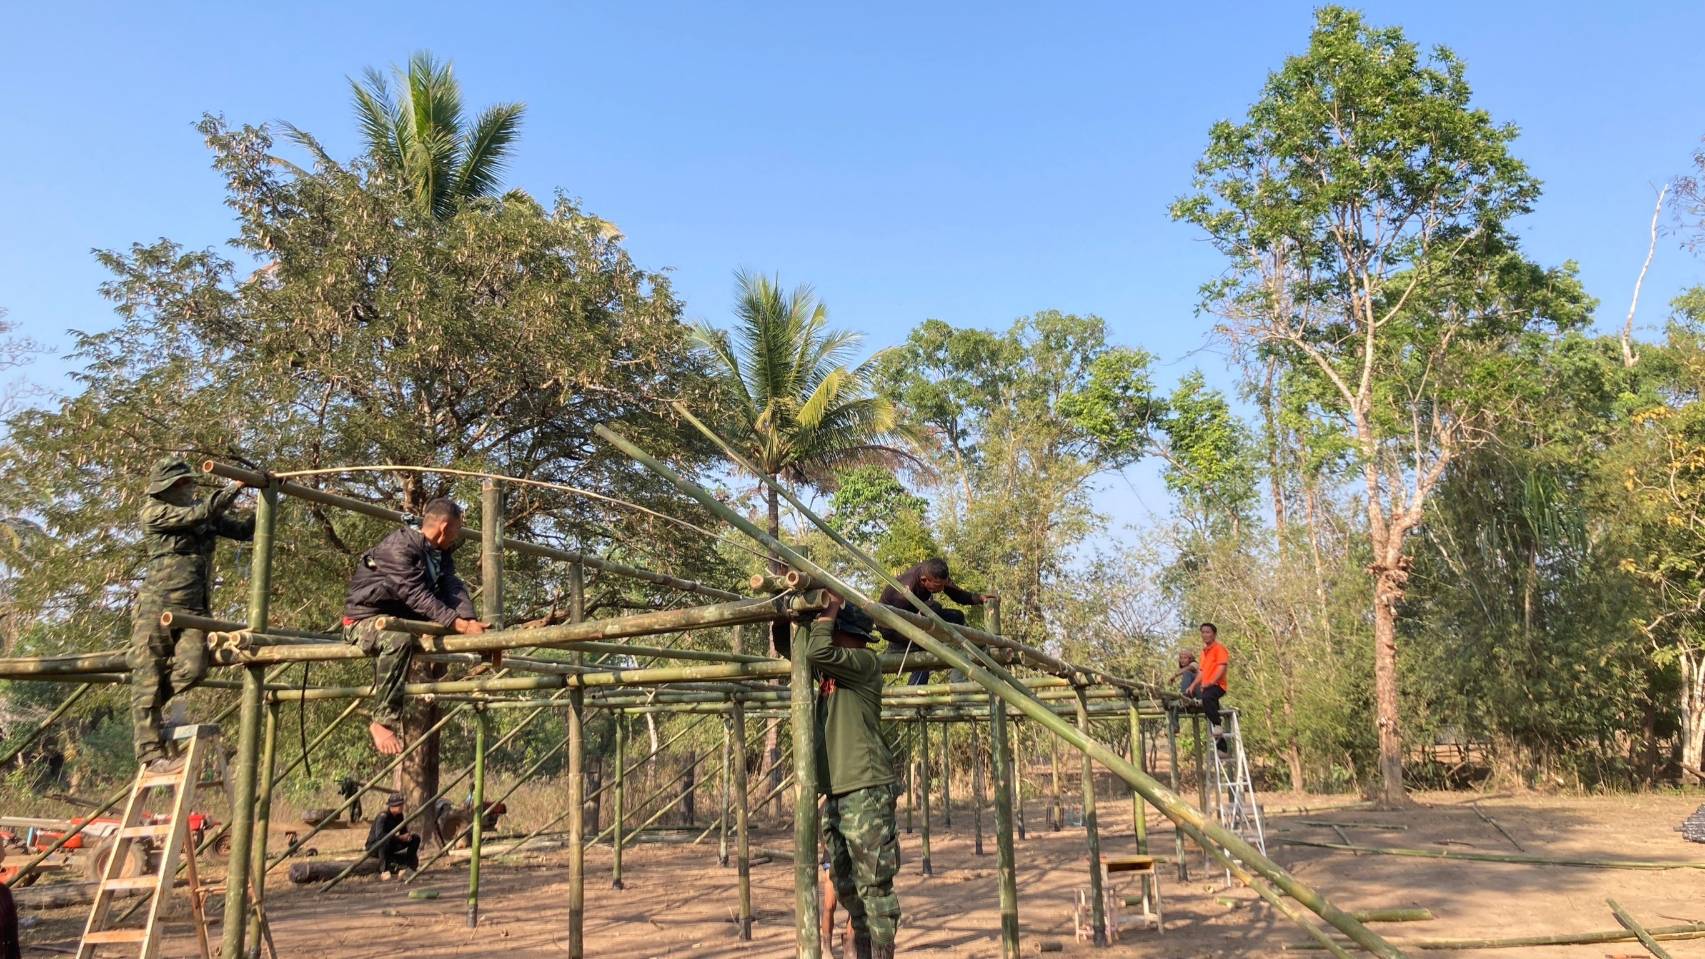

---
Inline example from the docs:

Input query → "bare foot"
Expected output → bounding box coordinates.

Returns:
[369,722,403,755]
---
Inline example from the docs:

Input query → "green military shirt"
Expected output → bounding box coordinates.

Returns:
[798,618,895,796]
[139,484,255,612]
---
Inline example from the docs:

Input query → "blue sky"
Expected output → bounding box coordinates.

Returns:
[2,1,1702,532]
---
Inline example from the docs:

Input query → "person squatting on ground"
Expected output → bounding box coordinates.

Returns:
[876,557,994,685]
[1184,622,1229,754]
[786,593,902,959]
[342,497,488,755]
[366,792,422,879]
[129,458,254,770]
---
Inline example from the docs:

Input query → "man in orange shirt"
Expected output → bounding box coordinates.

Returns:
[1185,622,1230,754]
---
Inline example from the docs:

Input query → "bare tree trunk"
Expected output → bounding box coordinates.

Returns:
[1371,558,1409,807]
[1621,184,1668,369]
[1681,649,1705,784]
[1279,666,1305,791]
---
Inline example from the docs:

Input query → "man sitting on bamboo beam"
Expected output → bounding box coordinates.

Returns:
[876,557,993,686]
[1183,622,1229,754]
[129,457,254,771]
[788,593,901,959]
[342,498,487,755]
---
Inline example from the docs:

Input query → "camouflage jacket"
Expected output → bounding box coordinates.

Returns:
[138,484,255,613]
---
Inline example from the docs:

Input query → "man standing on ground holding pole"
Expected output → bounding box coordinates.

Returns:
[789,592,901,959]
[1184,622,1229,754]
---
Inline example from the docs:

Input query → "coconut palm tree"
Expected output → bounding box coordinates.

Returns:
[348,52,524,219]
[694,271,919,573]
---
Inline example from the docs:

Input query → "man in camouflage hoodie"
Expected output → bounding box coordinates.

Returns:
[129,458,253,769]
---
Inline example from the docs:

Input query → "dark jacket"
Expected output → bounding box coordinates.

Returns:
[342,527,475,628]
[138,484,255,613]
[877,562,981,614]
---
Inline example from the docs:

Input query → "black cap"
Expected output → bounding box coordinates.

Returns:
[386,792,406,807]
[834,603,876,643]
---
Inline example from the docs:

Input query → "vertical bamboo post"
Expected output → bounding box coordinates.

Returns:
[790,628,821,959]
[1167,709,1187,881]
[612,713,626,889]
[731,699,754,940]
[972,720,985,856]
[905,723,916,835]
[989,694,1020,959]
[1193,713,1210,867]
[1128,697,1148,855]
[1076,687,1106,947]
[480,480,504,628]
[566,688,586,958]
[918,711,933,877]
[718,720,731,868]
[246,701,280,957]
[1049,734,1063,831]
[222,478,275,959]
[467,708,488,927]
[1013,720,1027,841]
[941,720,953,830]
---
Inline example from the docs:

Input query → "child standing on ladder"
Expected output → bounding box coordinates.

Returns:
[1185,623,1229,755]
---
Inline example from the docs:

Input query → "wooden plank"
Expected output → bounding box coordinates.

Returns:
[81,929,148,943]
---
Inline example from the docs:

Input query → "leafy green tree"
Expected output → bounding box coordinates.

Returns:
[338,51,525,219]
[827,465,940,573]
[1172,6,1592,804]
[0,116,724,805]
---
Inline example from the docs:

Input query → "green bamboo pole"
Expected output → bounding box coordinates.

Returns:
[468,710,488,927]
[567,687,585,959]
[718,721,731,867]
[595,421,1404,959]
[941,720,953,830]
[972,720,985,856]
[0,682,92,767]
[612,713,626,889]
[1167,710,1187,881]
[246,701,281,957]
[1292,923,1705,952]
[1129,697,1148,856]
[481,480,504,630]
[1048,734,1062,831]
[1013,720,1026,841]
[1076,687,1107,947]
[222,477,275,959]
[731,698,753,940]
[790,631,821,959]
[989,693,1020,959]
[1194,713,1209,865]
[904,723,916,834]
[918,712,934,877]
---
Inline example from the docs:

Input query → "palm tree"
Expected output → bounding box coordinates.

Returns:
[694,271,919,573]
[348,52,524,219]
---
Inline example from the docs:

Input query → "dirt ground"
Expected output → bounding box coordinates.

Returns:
[21,789,1705,958]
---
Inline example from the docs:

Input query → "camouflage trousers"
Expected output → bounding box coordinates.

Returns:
[344,618,415,726]
[127,602,208,761]
[824,783,902,946]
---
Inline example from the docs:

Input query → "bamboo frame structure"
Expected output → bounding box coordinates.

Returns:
[0,444,1411,959]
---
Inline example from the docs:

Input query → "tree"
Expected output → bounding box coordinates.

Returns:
[339,51,525,220]
[0,117,724,805]
[1173,6,1591,804]
[827,465,940,573]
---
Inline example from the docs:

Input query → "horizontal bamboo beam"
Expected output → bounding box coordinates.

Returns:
[203,460,741,601]
[1277,839,1705,870]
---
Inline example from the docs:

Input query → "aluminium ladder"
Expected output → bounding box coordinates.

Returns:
[1208,708,1266,862]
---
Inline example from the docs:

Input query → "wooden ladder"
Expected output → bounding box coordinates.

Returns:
[77,724,225,959]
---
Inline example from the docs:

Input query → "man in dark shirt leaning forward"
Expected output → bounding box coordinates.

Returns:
[791,593,901,959]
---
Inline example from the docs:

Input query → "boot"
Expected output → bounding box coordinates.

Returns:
[852,931,873,959]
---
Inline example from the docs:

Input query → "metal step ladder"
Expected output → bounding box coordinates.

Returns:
[77,724,226,959]
[1208,708,1266,858]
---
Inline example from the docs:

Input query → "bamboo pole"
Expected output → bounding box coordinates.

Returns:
[718,722,731,868]
[918,713,934,877]
[972,719,985,856]
[246,701,281,958]
[596,420,1404,959]
[941,720,953,830]
[1076,687,1106,947]
[481,480,504,630]
[731,698,753,940]
[790,632,821,959]
[1167,710,1186,881]
[1276,839,1705,870]
[1292,923,1705,952]
[905,723,916,835]
[222,478,276,959]
[1048,734,1062,831]
[566,687,585,959]
[0,683,92,768]
[468,709,488,927]
[203,460,740,601]
[989,693,1020,959]
[1128,697,1148,856]
[612,713,626,889]
[1013,720,1026,841]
